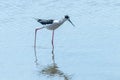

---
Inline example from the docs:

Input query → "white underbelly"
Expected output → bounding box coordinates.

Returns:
[45,23,61,30]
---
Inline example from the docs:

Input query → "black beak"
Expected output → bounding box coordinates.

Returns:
[68,19,75,27]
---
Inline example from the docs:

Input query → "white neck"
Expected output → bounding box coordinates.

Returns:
[59,18,67,24]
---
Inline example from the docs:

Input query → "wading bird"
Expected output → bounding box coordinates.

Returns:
[34,15,75,50]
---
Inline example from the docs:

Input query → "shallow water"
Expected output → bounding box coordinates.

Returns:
[0,0,120,80]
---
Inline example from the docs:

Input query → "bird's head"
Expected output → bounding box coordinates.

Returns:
[65,15,70,19]
[64,15,75,27]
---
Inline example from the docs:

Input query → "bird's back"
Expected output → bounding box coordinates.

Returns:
[37,19,54,25]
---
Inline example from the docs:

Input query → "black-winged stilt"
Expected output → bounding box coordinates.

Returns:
[34,15,75,50]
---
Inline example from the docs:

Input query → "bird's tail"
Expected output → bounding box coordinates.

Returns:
[33,17,42,22]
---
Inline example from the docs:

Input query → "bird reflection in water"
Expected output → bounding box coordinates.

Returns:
[34,48,71,80]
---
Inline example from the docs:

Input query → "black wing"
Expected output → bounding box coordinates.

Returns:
[37,19,54,25]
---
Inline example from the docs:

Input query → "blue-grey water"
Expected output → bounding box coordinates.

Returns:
[0,0,120,80]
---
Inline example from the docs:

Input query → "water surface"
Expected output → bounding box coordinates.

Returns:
[0,0,120,80]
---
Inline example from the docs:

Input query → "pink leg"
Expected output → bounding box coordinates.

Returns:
[52,30,54,50]
[34,27,44,47]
